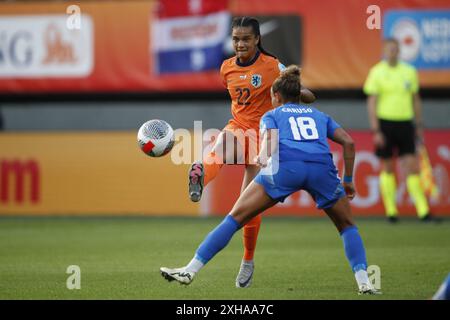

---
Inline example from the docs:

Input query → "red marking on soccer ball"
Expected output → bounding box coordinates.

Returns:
[142,140,155,154]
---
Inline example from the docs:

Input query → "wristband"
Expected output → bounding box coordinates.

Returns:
[343,175,353,183]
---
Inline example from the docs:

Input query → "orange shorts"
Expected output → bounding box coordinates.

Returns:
[219,119,260,165]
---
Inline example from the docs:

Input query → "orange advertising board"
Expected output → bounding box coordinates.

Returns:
[0,0,449,93]
[0,132,198,215]
[1,130,449,216]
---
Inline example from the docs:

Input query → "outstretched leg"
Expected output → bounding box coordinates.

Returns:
[190,130,249,202]
[203,131,228,186]
[189,131,229,202]
[161,182,277,285]
[324,196,381,295]
[237,165,262,288]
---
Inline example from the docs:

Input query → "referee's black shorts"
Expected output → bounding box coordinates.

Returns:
[376,119,416,159]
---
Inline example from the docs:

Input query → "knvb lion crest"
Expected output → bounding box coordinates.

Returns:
[251,74,262,88]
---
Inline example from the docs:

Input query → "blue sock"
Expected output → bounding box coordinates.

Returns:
[340,225,367,272]
[445,274,450,300]
[195,215,241,264]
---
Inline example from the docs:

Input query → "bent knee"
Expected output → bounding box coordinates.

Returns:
[337,220,355,233]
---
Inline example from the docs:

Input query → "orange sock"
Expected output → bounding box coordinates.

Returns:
[203,152,224,186]
[242,214,262,261]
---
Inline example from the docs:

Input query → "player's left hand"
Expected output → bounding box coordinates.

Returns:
[343,182,355,201]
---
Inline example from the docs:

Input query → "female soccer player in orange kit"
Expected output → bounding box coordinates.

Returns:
[162,65,380,295]
[188,17,316,288]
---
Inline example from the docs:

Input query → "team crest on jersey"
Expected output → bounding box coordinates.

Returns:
[251,74,262,88]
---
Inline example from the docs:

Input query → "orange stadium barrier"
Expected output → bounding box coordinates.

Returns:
[0,132,198,216]
[0,0,449,93]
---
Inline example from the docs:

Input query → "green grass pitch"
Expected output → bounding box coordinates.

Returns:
[0,216,449,300]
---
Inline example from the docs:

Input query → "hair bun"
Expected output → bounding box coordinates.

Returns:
[271,64,302,103]
[281,65,301,79]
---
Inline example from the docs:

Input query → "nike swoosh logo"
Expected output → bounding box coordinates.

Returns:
[237,271,253,287]
[260,20,279,37]
[172,272,192,280]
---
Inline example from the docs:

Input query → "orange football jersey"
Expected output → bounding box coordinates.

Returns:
[220,52,283,131]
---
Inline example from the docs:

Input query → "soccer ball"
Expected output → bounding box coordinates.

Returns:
[137,119,175,157]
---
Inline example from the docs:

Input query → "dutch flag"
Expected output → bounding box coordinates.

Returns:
[152,0,230,74]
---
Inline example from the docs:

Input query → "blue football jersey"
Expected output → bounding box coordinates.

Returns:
[260,104,341,162]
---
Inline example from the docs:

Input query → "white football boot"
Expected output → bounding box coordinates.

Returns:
[160,267,195,285]
[358,283,382,295]
[235,260,254,288]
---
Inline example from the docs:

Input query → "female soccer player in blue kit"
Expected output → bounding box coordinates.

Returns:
[161,65,380,295]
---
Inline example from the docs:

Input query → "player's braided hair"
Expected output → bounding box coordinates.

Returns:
[231,16,277,59]
[272,65,302,103]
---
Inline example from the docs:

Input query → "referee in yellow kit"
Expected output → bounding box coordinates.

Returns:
[364,38,437,222]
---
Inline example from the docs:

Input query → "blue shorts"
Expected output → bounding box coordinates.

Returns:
[254,160,346,209]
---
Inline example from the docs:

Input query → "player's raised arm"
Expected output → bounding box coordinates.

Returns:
[331,127,356,200]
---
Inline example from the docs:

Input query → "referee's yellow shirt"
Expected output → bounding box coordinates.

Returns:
[363,61,419,121]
